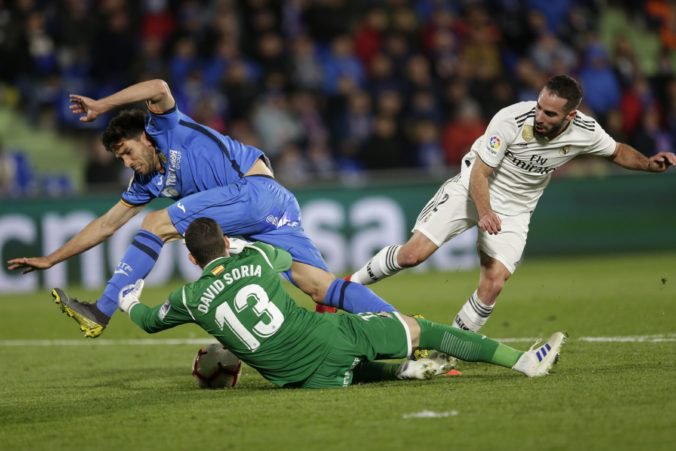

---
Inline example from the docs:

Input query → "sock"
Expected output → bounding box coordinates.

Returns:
[452,290,494,332]
[96,230,164,317]
[417,317,522,368]
[350,245,402,285]
[352,361,400,384]
[323,279,397,313]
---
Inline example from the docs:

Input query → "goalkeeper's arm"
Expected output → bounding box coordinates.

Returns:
[119,280,190,333]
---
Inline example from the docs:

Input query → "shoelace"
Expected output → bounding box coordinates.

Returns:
[526,338,543,352]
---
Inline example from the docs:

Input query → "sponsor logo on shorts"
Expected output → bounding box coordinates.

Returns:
[266,214,299,228]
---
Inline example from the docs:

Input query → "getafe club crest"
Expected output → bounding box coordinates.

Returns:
[522,125,534,141]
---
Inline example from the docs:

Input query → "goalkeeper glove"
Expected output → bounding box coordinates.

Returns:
[119,279,145,314]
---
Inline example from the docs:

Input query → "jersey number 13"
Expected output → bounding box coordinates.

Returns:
[214,284,285,351]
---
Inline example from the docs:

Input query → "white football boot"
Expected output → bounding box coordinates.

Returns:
[512,331,567,377]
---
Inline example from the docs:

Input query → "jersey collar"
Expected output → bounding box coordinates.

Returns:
[202,256,231,276]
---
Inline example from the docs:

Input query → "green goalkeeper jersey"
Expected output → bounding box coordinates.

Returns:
[129,242,343,387]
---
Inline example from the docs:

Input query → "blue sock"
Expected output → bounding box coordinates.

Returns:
[323,279,397,313]
[96,230,164,317]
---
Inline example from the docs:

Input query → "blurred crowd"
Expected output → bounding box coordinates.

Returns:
[1,0,676,195]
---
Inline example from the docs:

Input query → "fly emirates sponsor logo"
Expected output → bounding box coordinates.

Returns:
[504,150,555,175]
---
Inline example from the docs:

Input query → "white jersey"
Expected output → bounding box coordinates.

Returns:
[460,101,617,215]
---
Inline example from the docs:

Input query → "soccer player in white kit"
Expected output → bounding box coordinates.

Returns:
[350,75,676,332]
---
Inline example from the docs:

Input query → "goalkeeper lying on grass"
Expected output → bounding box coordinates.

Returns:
[118,217,566,388]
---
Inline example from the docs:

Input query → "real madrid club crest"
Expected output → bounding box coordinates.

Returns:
[560,146,569,155]
[522,125,534,141]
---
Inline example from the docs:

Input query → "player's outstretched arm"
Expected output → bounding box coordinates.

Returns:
[69,79,176,122]
[6,201,144,274]
[610,143,676,173]
[120,279,192,334]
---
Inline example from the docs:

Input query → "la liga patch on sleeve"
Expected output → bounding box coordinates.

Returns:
[486,135,502,155]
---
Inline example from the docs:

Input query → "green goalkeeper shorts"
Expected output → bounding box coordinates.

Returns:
[301,312,412,389]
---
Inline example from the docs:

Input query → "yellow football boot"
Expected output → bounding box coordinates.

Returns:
[52,288,109,338]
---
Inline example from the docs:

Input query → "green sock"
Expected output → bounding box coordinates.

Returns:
[352,361,401,384]
[416,318,523,368]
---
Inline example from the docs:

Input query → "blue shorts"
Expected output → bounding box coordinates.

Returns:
[167,176,329,272]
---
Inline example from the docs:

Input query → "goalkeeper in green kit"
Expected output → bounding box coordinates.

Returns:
[119,218,566,388]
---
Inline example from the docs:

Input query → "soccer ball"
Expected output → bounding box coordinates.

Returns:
[192,343,242,389]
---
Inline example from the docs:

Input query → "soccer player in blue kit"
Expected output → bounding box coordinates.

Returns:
[7,79,395,337]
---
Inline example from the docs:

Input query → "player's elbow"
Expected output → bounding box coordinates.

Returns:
[152,79,172,98]
[98,217,123,239]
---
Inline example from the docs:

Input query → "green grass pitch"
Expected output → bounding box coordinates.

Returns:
[1,252,675,451]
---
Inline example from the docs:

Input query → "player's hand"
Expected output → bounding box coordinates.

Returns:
[69,94,104,122]
[119,279,145,314]
[478,211,502,235]
[6,256,53,274]
[648,152,676,172]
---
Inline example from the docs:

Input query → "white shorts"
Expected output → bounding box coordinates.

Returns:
[412,176,531,274]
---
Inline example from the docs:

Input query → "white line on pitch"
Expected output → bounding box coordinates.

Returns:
[501,334,676,343]
[0,338,217,347]
[1,334,675,347]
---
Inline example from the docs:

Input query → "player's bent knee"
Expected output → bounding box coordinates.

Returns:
[141,210,179,241]
[290,262,335,303]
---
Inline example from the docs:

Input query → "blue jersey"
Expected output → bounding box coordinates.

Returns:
[121,106,266,206]
[116,104,330,273]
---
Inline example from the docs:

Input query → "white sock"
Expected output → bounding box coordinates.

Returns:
[452,290,494,332]
[350,245,403,285]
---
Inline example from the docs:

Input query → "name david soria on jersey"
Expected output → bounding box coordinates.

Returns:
[198,264,263,313]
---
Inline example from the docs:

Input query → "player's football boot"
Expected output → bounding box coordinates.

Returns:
[51,288,110,338]
[315,304,337,314]
[512,331,567,377]
[397,352,456,380]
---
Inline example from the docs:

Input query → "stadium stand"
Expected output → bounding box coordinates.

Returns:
[0,0,674,195]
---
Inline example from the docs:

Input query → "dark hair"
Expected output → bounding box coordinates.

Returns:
[545,75,583,112]
[185,218,227,267]
[102,109,146,152]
